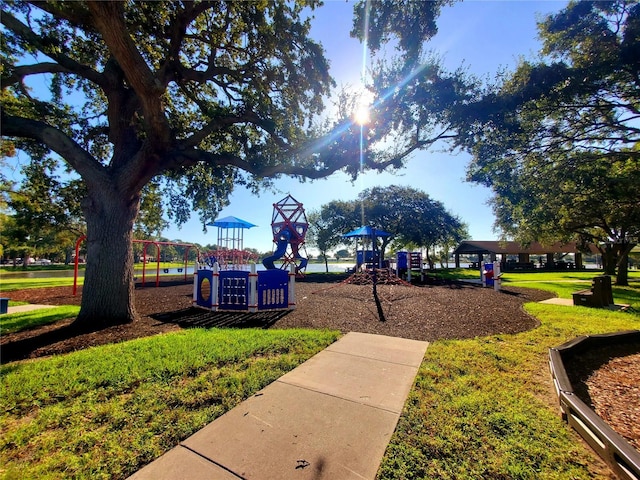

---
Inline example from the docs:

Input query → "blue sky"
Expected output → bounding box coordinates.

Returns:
[165,1,565,253]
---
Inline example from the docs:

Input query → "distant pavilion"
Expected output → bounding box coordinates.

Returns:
[453,240,596,271]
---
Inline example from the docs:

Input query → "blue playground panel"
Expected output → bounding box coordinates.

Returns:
[357,250,382,268]
[257,269,289,310]
[196,270,213,309]
[397,252,408,269]
[483,263,494,287]
[0,298,8,315]
[219,270,249,310]
[195,268,292,311]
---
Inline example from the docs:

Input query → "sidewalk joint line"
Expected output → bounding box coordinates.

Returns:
[323,347,426,367]
[179,444,247,480]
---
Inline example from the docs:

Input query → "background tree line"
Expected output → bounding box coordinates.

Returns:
[307,185,467,272]
[451,0,640,285]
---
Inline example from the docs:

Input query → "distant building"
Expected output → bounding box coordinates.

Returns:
[453,240,598,271]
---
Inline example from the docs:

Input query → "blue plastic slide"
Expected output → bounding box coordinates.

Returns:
[262,233,290,270]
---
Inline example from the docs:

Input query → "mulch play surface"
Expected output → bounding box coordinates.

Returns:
[2,274,553,362]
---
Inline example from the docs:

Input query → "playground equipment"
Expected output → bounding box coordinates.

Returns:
[481,261,501,291]
[72,235,199,295]
[262,195,309,274]
[193,212,297,312]
[343,226,391,270]
[396,251,423,282]
[193,263,296,312]
[203,216,259,270]
[357,249,381,269]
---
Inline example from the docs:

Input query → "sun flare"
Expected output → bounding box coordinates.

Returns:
[353,87,374,126]
[354,104,371,126]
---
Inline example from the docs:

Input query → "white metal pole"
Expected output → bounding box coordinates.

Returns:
[481,261,487,287]
[493,261,501,291]
[192,264,198,305]
[212,262,219,311]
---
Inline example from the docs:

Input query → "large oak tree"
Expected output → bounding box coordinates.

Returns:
[456,0,640,284]
[2,1,464,327]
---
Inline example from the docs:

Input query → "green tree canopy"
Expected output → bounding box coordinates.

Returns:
[2,157,85,264]
[455,0,640,284]
[307,203,356,272]
[309,185,466,266]
[1,1,461,326]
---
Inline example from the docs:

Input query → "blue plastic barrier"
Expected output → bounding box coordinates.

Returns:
[257,269,289,310]
[195,264,294,312]
[196,270,213,309]
[218,270,249,310]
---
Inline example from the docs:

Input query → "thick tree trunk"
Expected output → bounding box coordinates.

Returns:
[73,189,140,330]
[616,255,629,286]
[614,244,635,286]
[600,245,617,276]
[598,242,634,286]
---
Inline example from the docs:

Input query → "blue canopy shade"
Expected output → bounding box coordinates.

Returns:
[342,226,391,238]
[208,216,257,229]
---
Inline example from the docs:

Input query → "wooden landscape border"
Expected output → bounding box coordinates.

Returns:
[549,330,640,480]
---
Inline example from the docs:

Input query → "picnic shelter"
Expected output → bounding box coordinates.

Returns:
[453,240,594,271]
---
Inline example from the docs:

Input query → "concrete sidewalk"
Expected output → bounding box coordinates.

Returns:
[5,304,55,314]
[539,297,631,310]
[129,332,429,480]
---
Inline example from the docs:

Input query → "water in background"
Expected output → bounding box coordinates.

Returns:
[1,260,603,280]
[1,262,355,279]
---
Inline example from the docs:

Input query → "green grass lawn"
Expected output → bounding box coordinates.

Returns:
[1,271,639,479]
[377,279,640,480]
[501,270,640,310]
[0,276,83,291]
[0,306,81,334]
[0,328,340,480]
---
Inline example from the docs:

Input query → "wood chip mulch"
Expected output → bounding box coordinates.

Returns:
[2,274,553,361]
[566,340,640,451]
[588,352,640,451]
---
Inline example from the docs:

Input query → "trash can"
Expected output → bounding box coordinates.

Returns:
[0,298,9,315]
[591,276,613,307]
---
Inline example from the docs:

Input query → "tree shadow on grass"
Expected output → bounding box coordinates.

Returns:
[1,322,93,364]
[1,307,293,364]
[151,307,291,329]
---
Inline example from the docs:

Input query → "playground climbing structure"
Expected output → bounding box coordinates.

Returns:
[202,216,259,270]
[262,195,309,275]
[194,262,296,312]
[194,213,297,312]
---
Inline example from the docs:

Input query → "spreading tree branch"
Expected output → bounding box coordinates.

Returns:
[0,10,105,87]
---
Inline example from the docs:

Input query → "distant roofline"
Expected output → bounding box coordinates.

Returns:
[453,240,598,255]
